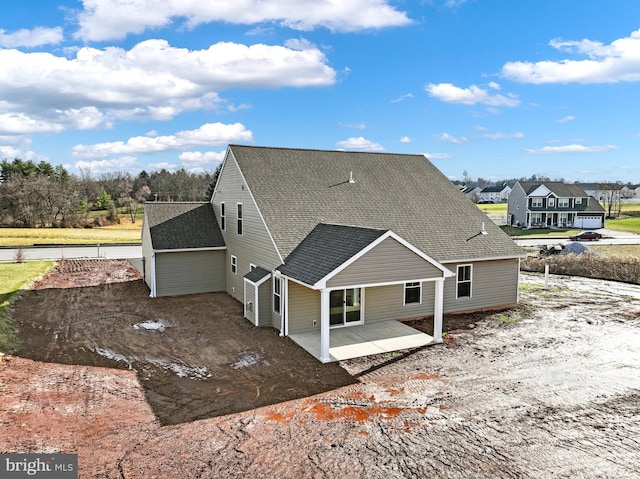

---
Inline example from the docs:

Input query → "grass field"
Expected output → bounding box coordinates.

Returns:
[0,224,142,247]
[0,261,55,352]
[590,244,640,259]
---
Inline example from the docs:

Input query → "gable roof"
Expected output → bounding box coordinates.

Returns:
[228,145,523,262]
[145,202,225,250]
[518,181,589,198]
[481,185,509,193]
[277,224,387,285]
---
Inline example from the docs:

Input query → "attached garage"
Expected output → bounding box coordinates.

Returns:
[574,215,604,229]
[142,202,226,297]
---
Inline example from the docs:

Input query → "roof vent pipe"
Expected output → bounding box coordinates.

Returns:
[481,222,488,235]
[349,171,355,184]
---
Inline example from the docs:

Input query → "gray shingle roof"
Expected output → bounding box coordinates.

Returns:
[229,145,523,262]
[244,266,271,283]
[520,181,590,198]
[145,202,225,250]
[277,224,387,285]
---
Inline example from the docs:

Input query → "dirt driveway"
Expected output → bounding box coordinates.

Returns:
[2,260,640,478]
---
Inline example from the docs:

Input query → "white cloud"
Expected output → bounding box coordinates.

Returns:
[556,115,576,123]
[525,144,619,154]
[0,39,335,134]
[391,93,414,103]
[336,137,384,151]
[75,0,412,41]
[482,131,524,140]
[340,122,367,130]
[0,27,63,48]
[179,150,226,168]
[437,133,468,144]
[502,28,640,84]
[424,152,452,159]
[400,136,411,143]
[72,123,253,159]
[74,156,139,173]
[426,83,520,107]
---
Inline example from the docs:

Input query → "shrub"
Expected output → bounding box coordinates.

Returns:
[522,254,640,284]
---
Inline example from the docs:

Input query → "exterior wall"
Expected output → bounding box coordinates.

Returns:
[326,237,443,288]
[258,279,272,327]
[141,215,153,290]
[287,281,321,333]
[443,259,519,313]
[211,151,282,305]
[154,250,226,297]
[244,280,256,325]
[365,282,436,323]
[507,183,527,226]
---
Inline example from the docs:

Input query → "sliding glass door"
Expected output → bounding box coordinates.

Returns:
[329,288,362,327]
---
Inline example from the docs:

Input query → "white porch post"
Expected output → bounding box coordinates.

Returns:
[433,279,444,343]
[320,289,331,362]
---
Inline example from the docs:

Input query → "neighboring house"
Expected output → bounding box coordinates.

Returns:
[507,181,605,229]
[479,184,511,203]
[143,145,524,362]
[460,185,481,202]
[621,184,640,199]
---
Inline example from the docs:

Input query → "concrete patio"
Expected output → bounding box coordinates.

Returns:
[289,320,435,362]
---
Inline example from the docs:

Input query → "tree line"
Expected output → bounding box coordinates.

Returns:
[0,158,220,227]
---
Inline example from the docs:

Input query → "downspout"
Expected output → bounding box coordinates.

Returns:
[283,277,289,337]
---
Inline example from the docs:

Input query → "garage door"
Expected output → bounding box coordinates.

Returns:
[574,216,602,229]
[155,250,226,297]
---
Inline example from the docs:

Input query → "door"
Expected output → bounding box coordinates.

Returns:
[329,288,362,327]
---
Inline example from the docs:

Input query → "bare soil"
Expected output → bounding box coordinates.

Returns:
[2,260,640,478]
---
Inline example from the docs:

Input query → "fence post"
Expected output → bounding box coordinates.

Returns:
[544,263,550,287]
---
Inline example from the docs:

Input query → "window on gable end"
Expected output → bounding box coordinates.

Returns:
[231,255,237,275]
[237,203,243,235]
[220,202,226,230]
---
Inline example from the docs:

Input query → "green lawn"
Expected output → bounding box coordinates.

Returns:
[0,261,55,352]
[0,224,142,247]
[477,203,507,214]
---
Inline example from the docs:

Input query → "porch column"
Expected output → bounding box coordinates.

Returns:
[433,279,444,343]
[320,289,331,363]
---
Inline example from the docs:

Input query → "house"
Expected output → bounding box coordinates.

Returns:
[507,181,605,229]
[460,185,481,202]
[479,184,511,203]
[143,145,524,362]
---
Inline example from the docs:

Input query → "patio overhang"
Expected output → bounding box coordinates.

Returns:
[289,320,435,362]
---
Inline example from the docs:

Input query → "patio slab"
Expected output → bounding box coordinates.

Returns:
[289,320,435,362]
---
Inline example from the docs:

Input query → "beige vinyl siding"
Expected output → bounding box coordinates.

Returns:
[365,282,436,323]
[326,237,443,288]
[211,151,282,301]
[155,250,226,297]
[141,215,153,289]
[443,259,519,313]
[258,279,272,327]
[244,281,256,325]
[287,281,321,333]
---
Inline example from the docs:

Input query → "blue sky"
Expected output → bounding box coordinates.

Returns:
[1,0,639,183]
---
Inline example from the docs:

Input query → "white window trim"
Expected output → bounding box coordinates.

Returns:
[220,202,226,231]
[456,264,473,299]
[531,198,543,208]
[576,197,583,204]
[231,255,237,275]
[237,203,243,235]
[273,277,281,314]
[558,198,570,208]
[547,197,555,207]
[403,282,422,305]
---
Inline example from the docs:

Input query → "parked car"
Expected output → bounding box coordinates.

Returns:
[569,231,602,241]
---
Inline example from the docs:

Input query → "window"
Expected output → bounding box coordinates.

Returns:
[404,282,421,305]
[547,197,555,207]
[558,198,569,208]
[231,255,237,275]
[237,203,243,235]
[531,198,543,208]
[576,198,582,205]
[220,202,225,230]
[456,265,472,298]
[273,278,281,314]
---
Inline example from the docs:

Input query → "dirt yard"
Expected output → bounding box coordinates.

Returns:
[1,260,640,478]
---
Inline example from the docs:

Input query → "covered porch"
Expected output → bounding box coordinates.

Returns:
[289,320,435,362]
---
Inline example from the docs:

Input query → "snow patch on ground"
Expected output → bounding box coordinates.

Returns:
[93,347,133,369]
[145,357,212,380]
[232,349,270,369]
[133,320,168,332]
